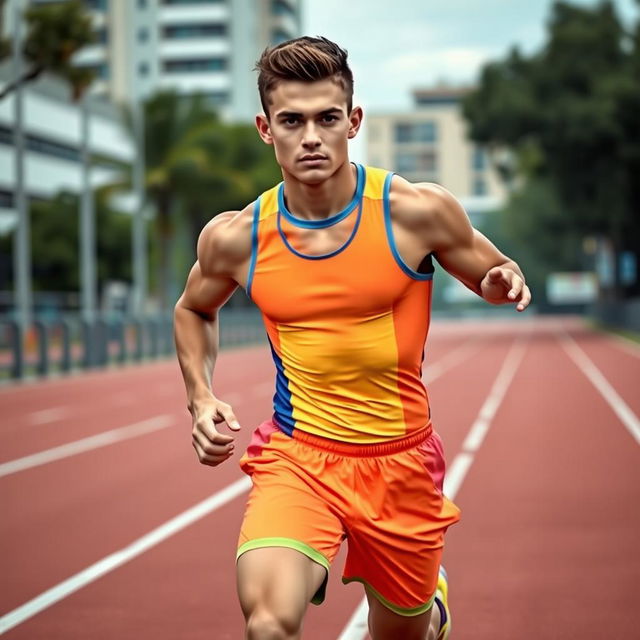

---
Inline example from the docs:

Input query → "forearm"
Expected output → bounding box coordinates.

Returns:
[174,304,219,408]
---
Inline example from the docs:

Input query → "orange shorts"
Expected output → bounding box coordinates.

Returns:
[237,419,461,616]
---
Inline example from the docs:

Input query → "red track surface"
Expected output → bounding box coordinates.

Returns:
[1,316,639,639]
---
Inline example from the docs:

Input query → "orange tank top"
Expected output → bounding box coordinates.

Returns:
[246,164,434,443]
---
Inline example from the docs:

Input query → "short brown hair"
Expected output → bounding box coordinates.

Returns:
[255,36,354,118]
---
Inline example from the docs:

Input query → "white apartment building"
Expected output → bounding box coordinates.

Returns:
[25,0,302,121]
[0,63,134,235]
[366,87,507,221]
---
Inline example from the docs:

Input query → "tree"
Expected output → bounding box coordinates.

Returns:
[0,191,131,294]
[0,0,95,99]
[463,0,640,299]
[104,90,281,309]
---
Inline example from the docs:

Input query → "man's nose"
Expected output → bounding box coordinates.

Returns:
[301,122,321,148]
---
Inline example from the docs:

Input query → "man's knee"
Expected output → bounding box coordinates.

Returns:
[246,606,303,640]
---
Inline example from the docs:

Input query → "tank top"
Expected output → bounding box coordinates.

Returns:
[245,164,434,443]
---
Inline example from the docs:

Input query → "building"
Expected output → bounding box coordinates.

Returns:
[24,0,302,121]
[366,86,507,221]
[0,63,134,236]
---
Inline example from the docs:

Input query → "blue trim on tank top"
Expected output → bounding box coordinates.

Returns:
[277,163,365,229]
[277,198,363,260]
[268,338,295,436]
[382,172,434,281]
[245,198,260,299]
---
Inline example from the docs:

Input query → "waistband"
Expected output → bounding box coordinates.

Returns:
[279,419,433,457]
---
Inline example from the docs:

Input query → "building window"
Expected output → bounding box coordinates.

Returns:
[163,23,227,39]
[138,27,149,43]
[138,0,147,8]
[162,0,224,5]
[163,58,227,73]
[395,151,437,174]
[472,147,487,171]
[77,62,108,80]
[94,27,108,44]
[473,177,487,196]
[204,91,229,108]
[271,28,290,45]
[272,0,295,18]
[416,121,436,143]
[85,0,108,10]
[0,189,14,208]
[395,121,437,144]
[139,62,149,77]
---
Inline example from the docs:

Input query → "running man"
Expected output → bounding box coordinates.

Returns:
[174,36,531,640]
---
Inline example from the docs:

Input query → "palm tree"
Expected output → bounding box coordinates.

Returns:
[0,0,95,352]
[0,1,95,100]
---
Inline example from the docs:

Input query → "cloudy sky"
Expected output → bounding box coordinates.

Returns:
[302,0,638,161]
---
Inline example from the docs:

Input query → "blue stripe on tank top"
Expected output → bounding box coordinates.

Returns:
[246,198,260,299]
[267,337,295,436]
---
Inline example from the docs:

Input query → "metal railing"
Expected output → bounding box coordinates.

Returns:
[0,308,265,382]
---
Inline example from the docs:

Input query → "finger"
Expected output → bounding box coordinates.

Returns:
[196,417,234,444]
[516,285,532,312]
[217,403,242,432]
[193,429,234,457]
[488,267,504,283]
[192,439,232,467]
[508,276,523,300]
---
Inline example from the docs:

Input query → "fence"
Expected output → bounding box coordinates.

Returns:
[0,308,265,382]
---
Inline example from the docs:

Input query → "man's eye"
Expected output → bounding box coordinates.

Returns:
[284,118,299,125]
[322,115,337,123]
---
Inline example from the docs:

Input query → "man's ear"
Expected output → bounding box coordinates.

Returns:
[255,113,273,145]
[347,105,363,140]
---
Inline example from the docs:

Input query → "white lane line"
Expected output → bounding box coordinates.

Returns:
[607,333,640,359]
[0,476,252,635]
[441,452,474,501]
[28,407,69,426]
[337,337,527,640]
[422,336,482,384]
[336,598,370,640]
[462,342,527,453]
[0,415,174,478]
[559,331,640,446]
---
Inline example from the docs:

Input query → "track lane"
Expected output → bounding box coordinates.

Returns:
[443,326,640,639]
[1,325,499,637]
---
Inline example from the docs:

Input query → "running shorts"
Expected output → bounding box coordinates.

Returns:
[236,419,461,616]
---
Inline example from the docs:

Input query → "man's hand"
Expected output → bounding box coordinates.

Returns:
[189,396,241,467]
[480,266,532,312]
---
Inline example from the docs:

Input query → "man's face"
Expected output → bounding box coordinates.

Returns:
[256,78,362,184]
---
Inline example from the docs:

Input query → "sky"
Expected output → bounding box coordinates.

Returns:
[302,0,638,162]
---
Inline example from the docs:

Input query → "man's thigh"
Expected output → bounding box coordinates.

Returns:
[237,547,327,621]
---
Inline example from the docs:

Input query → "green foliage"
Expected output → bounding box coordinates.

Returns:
[27,192,131,292]
[463,0,640,298]
[0,0,96,100]
[110,90,281,308]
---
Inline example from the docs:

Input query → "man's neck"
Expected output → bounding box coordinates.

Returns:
[281,161,357,221]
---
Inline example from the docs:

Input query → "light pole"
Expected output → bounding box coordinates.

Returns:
[11,0,31,345]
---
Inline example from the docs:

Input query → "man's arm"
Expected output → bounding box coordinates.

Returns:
[396,179,531,311]
[174,210,250,466]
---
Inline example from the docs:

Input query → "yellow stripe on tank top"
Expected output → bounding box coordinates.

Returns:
[275,312,407,442]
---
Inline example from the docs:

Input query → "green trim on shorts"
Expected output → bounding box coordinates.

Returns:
[342,576,436,617]
[236,537,330,605]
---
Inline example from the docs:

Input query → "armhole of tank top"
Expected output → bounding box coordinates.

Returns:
[382,172,434,281]
[245,197,260,300]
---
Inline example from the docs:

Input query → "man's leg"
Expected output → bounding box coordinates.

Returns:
[237,547,327,640]
[365,587,441,640]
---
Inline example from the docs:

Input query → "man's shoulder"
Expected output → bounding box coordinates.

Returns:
[388,174,453,228]
[198,204,254,277]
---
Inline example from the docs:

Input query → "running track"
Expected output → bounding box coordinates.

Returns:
[1,316,639,639]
